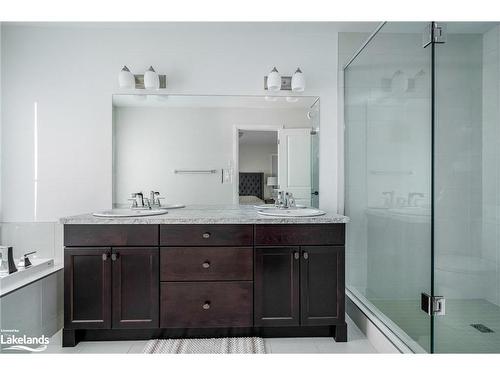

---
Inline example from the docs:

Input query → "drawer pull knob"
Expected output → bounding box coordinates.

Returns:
[202,301,211,310]
[202,261,210,269]
[202,232,211,239]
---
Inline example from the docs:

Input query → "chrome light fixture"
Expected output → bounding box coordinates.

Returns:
[266,67,281,92]
[291,67,305,92]
[144,66,160,90]
[118,66,135,89]
[119,66,167,89]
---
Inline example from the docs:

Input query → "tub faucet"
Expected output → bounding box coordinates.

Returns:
[0,246,17,274]
[18,251,36,268]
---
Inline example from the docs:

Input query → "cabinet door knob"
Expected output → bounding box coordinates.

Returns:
[111,253,119,261]
[202,232,211,239]
[202,301,211,310]
[294,251,300,260]
[102,253,109,261]
[202,261,210,269]
[303,251,309,260]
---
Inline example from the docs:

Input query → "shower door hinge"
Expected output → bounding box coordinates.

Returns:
[423,22,446,48]
[421,293,446,316]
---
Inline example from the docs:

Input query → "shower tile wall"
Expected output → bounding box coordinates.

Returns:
[434,34,484,302]
[481,26,500,306]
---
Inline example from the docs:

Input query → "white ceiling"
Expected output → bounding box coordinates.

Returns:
[112,94,319,109]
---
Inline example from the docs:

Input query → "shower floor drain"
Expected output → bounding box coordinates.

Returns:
[470,323,495,333]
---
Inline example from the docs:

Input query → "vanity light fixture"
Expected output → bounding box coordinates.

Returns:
[291,67,305,92]
[118,65,167,89]
[118,66,135,89]
[264,67,305,92]
[144,66,160,90]
[265,67,282,91]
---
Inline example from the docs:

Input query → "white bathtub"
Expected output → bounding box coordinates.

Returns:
[0,258,57,297]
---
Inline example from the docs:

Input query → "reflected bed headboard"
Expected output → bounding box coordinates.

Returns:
[239,172,264,200]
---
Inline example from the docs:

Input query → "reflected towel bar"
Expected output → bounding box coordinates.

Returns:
[174,169,218,174]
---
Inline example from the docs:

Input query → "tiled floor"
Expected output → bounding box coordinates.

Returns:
[41,316,377,354]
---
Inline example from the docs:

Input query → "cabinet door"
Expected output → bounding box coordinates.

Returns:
[64,247,112,329]
[300,246,344,326]
[112,247,159,328]
[254,247,300,326]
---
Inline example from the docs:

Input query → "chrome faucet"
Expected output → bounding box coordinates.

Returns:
[129,192,147,209]
[408,192,424,207]
[275,190,296,209]
[149,191,164,208]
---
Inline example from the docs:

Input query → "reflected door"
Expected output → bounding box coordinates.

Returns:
[278,128,312,206]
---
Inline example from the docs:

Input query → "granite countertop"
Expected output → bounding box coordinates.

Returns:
[60,204,350,225]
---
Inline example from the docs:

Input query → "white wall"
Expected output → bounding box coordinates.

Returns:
[1,23,340,222]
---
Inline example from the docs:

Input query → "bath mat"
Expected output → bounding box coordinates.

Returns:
[142,337,266,354]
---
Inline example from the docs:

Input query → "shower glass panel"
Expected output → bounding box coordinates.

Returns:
[344,22,433,352]
[433,22,500,353]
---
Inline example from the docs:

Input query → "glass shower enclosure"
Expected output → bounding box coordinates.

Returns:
[344,21,500,353]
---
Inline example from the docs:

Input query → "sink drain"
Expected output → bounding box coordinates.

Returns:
[470,323,494,333]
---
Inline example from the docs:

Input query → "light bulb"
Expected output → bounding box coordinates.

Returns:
[118,66,135,89]
[267,67,281,92]
[144,66,160,90]
[291,67,305,92]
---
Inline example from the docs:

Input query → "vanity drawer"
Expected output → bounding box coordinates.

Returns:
[255,224,345,246]
[160,224,253,246]
[160,281,253,328]
[160,247,253,281]
[64,224,158,247]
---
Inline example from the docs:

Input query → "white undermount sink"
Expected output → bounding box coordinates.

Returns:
[92,208,168,218]
[258,208,326,217]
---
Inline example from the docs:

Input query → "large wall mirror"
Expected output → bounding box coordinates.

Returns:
[112,94,320,208]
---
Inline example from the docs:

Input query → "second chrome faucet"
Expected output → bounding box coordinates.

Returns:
[129,191,164,209]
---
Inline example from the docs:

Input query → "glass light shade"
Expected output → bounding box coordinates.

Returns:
[267,176,278,186]
[118,66,135,89]
[144,66,160,90]
[291,68,305,92]
[267,67,281,92]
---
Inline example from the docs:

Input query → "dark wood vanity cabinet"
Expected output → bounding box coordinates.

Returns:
[64,247,159,331]
[63,223,346,346]
[300,246,344,326]
[254,224,346,340]
[112,248,159,329]
[254,247,300,326]
[64,247,112,329]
